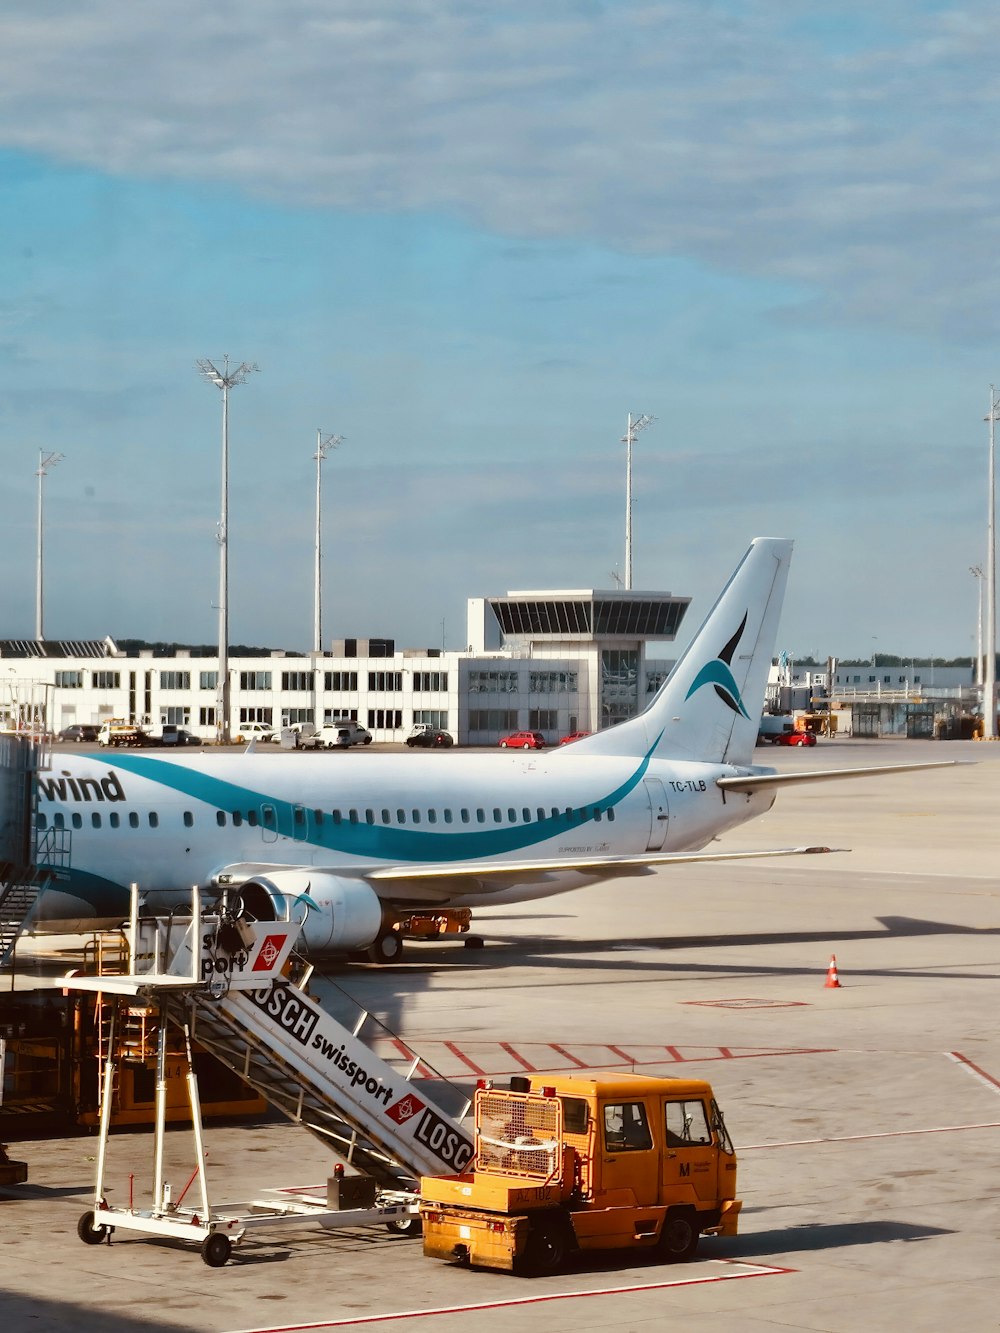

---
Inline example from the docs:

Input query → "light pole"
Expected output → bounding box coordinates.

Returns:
[197,356,259,744]
[984,386,1000,740]
[970,565,984,688]
[35,449,64,640]
[313,430,344,654]
[621,412,654,590]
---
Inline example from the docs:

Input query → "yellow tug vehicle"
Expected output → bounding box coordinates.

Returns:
[420,1071,741,1276]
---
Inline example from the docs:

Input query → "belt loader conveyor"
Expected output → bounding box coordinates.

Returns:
[65,888,474,1265]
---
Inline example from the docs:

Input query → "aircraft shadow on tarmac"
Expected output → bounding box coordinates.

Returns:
[317,912,1000,1038]
[720,1218,953,1257]
[0,1295,189,1333]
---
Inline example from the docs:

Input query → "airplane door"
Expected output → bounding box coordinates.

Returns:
[260,803,278,843]
[643,777,668,851]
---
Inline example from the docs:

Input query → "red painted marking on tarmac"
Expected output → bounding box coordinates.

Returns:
[223,1261,792,1332]
[947,1051,1000,1094]
[549,1042,589,1067]
[665,1045,687,1061]
[442,1041,485,1075]
[607,1044,634,1064]
[683,998,810,1009]
[498,1041,537,1071]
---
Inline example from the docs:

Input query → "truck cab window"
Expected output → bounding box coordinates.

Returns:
[603,1101,652,1152]
[665,1099,712,1146]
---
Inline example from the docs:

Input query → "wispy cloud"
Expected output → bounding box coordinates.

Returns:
[2,2,998,338]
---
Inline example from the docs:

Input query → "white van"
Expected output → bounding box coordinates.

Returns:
[235,722,279,743]
[309,720,373,749]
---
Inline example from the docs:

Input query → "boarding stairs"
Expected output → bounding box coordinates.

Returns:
[0,732,52,967]
[67,898,474,1190]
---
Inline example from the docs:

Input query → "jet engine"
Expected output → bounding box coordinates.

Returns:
[233,871,384,954]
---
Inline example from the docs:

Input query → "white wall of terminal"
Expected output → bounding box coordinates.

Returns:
[3,589,681,744]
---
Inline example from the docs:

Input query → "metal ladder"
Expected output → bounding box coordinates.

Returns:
[0,868,47,967]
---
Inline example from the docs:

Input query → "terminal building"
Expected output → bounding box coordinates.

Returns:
[0,585,692,745]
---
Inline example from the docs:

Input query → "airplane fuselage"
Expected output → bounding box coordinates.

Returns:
[34,748,774,928]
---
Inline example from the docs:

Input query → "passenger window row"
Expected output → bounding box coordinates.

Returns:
[39,805,616,832]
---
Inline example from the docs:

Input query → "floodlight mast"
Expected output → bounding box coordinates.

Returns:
[970,565,984,688]
[197,356,259,745]
[35,449,64,640]
[984,385,1000,740]
[621,413,654,590]
[314,430,344,653]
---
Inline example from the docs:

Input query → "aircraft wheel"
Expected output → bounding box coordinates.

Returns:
[201,1232,233,1267]
[77,1210,110,1245]
[367,929,404,964]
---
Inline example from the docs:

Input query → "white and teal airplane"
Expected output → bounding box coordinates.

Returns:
[32,538,952,962]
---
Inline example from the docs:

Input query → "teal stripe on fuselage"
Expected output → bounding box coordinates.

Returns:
[96,744,660,863]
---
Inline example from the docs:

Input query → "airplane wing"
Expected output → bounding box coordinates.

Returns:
[366,843,842,890]
[717,758,964,793]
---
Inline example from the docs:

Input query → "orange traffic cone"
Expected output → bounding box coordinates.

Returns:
[824,955,841,988]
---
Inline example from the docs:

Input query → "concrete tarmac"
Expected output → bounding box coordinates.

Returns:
[2,736,999,1332]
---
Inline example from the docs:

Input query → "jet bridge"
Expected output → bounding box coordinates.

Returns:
[64,891,474,1264]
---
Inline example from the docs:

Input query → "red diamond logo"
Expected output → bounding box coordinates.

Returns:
[385,1093,425,1124]
[252,934,286,971]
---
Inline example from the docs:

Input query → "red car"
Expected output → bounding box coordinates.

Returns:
[772,730,817,746]
[558,731,591,745]
[498,731,546,750]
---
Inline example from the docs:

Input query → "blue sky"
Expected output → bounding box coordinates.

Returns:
[1,1,997,659]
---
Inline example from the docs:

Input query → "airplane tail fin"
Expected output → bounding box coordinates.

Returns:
[564,538,792,767]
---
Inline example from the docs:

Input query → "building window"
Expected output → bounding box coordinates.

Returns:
[324,671,358,691]
[239,707,273,724]
[529,709,557,731]
[55,671,83,688]
[368,671,403,692]
[159,671,191,690]
[240,671,272,691]
[368,709,402,730]
[199,671,218,690]
[91,671,121,689]
[199,706,216,726]
[413,671,448,692]
[469,709,518,731]
[281,671,314,691]
[468,670,519,693]
[163,706,189,725]
[413,710,449,729]
[528,670,577,693]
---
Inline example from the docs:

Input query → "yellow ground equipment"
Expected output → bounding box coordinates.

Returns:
[420,1072,740,1275]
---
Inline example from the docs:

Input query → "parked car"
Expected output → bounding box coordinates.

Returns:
[771,730,817,746]
[558,731,591,745]
[405,726,454,748]
[58,724,100,743]
[235,722,280,743]
[309,721,373,749]
[498,730,546,750]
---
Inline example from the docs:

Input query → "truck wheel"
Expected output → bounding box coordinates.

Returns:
[658,1210,699,1262]
[517,1222,566,1276]
[385,1216,422,1237]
